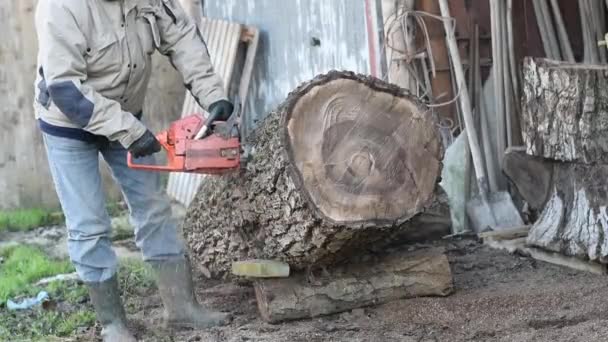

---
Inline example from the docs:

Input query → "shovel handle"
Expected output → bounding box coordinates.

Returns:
[439,0,489,196]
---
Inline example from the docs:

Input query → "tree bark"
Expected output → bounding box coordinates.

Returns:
[254,249,453,324]
[183,71,445,279]
[522,57,608,164]
[527,162,608,263]
[519,58,608,263]
[503,149,608,263]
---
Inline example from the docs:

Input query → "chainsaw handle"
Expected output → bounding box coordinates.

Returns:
[194,105,224,140]
[127,134,177,172]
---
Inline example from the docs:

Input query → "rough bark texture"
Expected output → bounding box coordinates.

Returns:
[503,148,608,263]
[254,249,453,323]
[522,57,608,164]
[519,59,608,263]
[183,71,445,279]
[527,163,608,263]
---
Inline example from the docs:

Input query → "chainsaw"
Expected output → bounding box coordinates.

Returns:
[127,100,245,174]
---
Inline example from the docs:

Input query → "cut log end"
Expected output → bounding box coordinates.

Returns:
[283,72,442,226]
[183,71,445,278]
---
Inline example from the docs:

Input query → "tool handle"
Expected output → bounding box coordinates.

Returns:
[439,0,488,197]
[127,134,177,172]
[194,106,224,140]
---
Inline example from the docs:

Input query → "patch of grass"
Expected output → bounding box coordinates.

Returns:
[0,245,96,341]
[0,209,61,233]
[1,306,96,340]
[119,258,156,296]
[111,215,134,241]
[0,246,74,303]
[46,280,89,306]
[0,246,161,340]
[55,310,96,336]
[106,201,127,217]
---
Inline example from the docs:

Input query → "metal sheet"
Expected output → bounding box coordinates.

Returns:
[204,0,373,134]
[166,17,242,206]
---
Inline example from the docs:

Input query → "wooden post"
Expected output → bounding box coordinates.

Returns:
[381,0,417,91]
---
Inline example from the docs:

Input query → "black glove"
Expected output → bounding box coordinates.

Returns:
[129,130,161,158]
[208,100,235,122]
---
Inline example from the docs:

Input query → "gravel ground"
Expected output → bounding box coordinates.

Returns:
[6,209,607,342]
[112,238,608,342]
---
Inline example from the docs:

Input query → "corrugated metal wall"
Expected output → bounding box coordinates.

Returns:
[204,0,375,132]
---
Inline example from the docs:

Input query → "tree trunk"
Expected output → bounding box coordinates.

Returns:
[527,162,608,263]
[183,71,445,279]
[521,57,608,164]
[519,58,608,263]
[503,149,608,263]
[254,249,453,324]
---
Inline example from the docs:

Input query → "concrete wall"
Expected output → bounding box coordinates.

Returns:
[204,0,377,132]
[0,1,186,209]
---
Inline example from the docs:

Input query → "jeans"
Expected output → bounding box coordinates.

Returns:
[42,133,185,283]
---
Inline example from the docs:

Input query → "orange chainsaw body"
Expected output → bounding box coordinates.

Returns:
[127,114,241,174]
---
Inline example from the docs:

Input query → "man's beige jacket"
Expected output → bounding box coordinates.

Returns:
[34,0,226,147]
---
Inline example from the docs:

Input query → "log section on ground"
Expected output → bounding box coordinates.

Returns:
[183,71,444,279]
[521,57,608,163]
[527,162,608,264]
[254,248,453,323]
[503,148,608,263]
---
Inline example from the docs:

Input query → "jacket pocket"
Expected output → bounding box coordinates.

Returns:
[85,34,122,75]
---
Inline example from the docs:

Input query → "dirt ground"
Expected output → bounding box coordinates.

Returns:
[79,237,608,342]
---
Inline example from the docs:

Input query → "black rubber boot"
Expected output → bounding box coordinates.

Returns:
[151,258,232,329]
[86,276,136,342]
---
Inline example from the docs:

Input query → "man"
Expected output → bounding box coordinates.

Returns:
[34,0,233,340]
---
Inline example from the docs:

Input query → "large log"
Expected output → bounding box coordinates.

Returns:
[521,57,608,163]
[183,71,445,278]
[254,249,453,323]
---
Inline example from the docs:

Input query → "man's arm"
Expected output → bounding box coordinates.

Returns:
[36,1,147,148]
[154,0,228,110]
